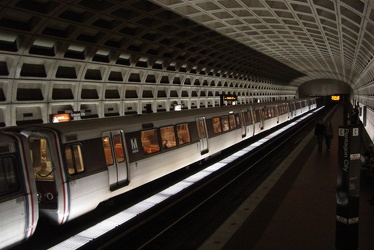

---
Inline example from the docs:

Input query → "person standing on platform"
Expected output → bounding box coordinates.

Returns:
[314,118,326,152]
[362,144,374,168]
[351,106,359,125]
[361,144,374,205]
[324,120,333,152]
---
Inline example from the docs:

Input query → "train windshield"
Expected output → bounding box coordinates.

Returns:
[29,137,54,180]
[0,156,19,196]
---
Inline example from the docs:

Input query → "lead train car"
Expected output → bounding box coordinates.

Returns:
[2,98,316,230]
[0,132,38,249]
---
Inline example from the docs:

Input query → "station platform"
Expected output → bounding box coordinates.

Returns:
[200,104,374,250]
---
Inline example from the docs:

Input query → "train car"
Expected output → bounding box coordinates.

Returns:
[0,98,317,238]
[17,105,245,224]
[277,102,292,124]
[0,132,38,249]
[292,99,308,117]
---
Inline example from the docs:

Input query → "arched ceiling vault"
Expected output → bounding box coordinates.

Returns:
[153,0,374,89]
[0,0,373,91]
[152,0,374,90]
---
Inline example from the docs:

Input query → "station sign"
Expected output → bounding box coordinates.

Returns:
[331,95,340,101]
[335,125,361,249]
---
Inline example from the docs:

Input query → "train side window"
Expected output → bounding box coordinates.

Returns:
[221,116,229,132]
[102,137,114,166]
[254,110,260,122]
[262,109,268,119]
[176,123,191,144]
[247,111,253,124]
[160,126,177,150]
[269,107,274,117]
[65,145,85,175]
[229,114,236,129]
[112,134,125,163]
[29,137,54,180]
[212,117,222,134]
[0,156,19,196]
[141,129,160,154]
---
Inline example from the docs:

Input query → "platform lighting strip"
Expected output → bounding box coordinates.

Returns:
[49,108,322,250]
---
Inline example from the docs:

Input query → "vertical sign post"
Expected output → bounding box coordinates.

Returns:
[335,125,361,249]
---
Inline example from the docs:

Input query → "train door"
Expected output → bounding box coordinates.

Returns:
[239,110,246,138]
[362,105,367,126]
[23,129,70,225]
[196,117,209,155]
[248,108,255,136]
[102,131,129,191]
[289,102,296,118]
[275,105,280,123]
[301,101,305,113]
[257,108,264,130]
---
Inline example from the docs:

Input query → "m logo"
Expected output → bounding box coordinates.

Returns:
[130,138,139,153]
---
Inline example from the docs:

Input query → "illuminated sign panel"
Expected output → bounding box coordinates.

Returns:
[223,95,237,101]
[52,113,71,123]
[331,95,340,101]
[220,94,238,106]
[174,104,182,111]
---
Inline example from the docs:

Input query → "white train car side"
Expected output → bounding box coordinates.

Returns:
[0,98,317,248]
[0,133,38,249]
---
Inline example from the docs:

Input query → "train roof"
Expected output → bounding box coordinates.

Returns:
[2,99,314,142]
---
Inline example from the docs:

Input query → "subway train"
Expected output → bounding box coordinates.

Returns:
[0,98,317,249]
[0,132,39,249]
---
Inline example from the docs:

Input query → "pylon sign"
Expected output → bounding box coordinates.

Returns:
[335,125,361,249]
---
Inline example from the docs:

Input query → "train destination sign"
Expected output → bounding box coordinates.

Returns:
[220,94,238,106]
[223,94,237,101]
[52,113,71,123]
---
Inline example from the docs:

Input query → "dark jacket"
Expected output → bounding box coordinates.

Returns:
[314,123,326,136]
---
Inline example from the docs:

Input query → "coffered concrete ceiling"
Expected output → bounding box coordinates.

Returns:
[152,0,374,90]
[0,0,373,90]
